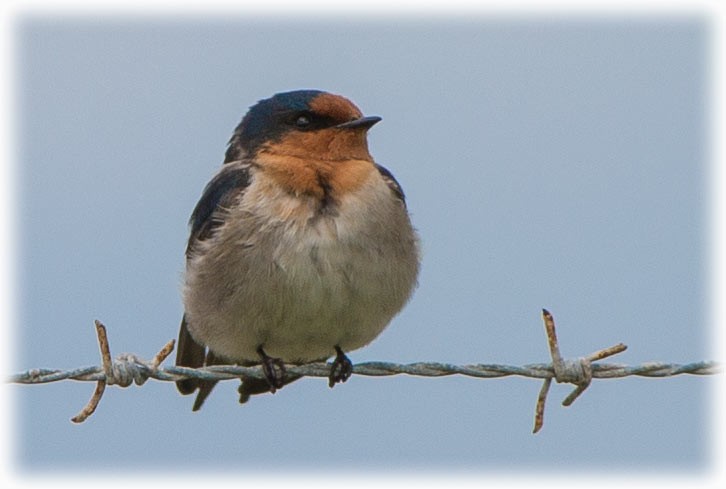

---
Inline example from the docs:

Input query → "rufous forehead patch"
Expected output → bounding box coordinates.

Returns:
[309,93,363,122]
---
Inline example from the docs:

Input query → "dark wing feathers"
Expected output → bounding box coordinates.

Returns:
[176,163,252,407]
[186,163,252,258]
[375,164,406,205]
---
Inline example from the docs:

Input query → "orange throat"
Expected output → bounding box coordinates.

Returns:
[256,151,375,202]
[257,131,376,201]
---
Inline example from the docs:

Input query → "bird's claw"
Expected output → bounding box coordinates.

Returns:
[329,346,353,388]
[257,347,286,393]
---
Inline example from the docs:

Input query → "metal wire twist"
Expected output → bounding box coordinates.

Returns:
[10,359,719,385]
[8,312,722,430]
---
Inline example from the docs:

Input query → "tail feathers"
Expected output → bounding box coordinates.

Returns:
[191,350,221,412]
[175,315,305,410]
[175,316,206,395]
[238,374,303,404]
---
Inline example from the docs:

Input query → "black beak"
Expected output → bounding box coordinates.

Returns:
[335,116,382,130]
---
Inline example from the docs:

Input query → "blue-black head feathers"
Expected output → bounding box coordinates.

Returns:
[224,89,375,163]
[225,90,325,162]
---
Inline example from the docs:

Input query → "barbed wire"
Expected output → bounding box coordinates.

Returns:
[8,309,722,431]
[11,359,718,385]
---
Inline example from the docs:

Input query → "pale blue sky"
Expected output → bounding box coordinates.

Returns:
[10,13,715,474]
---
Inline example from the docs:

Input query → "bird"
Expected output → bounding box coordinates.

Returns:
[175,89,420,410]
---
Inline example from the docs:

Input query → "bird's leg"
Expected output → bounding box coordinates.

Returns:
[256,346,286,393]
[329,345,353,388]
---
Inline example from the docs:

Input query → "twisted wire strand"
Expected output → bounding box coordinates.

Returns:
[8,313,721,429]
[9,359,721,385]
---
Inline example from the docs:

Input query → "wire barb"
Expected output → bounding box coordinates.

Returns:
[533,309,629,433]
[70,320,175,423]
[8,312,721,429]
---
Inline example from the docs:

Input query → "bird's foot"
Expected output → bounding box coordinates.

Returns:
[257,347,286,393]
[329,346,353,388]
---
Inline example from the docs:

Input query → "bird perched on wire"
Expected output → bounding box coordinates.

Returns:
[175,89,420,411]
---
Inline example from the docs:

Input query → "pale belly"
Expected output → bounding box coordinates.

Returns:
[183,206,419,363]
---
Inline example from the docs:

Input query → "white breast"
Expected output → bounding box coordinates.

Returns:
[183,171,420,363]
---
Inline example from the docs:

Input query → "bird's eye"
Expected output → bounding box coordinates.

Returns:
[295,114,311,128]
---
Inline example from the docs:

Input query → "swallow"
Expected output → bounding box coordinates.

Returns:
[175,89,420,410]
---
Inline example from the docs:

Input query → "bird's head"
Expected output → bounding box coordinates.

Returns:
[225,90,381,163]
